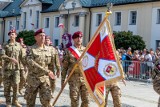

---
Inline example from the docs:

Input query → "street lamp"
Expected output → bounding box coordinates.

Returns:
[62,0,76,33]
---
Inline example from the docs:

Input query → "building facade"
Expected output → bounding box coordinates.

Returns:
[0,0,160,50]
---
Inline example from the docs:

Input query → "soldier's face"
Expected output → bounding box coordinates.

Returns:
[35,33,45,43]
[9,33,17,40]
[73,35,83,46]
[45,39,51,46]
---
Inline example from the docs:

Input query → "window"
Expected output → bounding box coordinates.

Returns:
[35,11,39,28]
[30,9,32,16]
[9,21,12,30]
[23,12,26,29]
[157,9,160,24]
[96,14,102,26]
[45,18,49,28]
[55,17,59,27]
[74,15,79,27]
[54,39,59,46]
[115,12,121,25]
[16,20,19,30]
[130,11,137,25]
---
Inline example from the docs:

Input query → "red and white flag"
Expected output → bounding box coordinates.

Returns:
[58,23,64,28]
[79,16,124,107]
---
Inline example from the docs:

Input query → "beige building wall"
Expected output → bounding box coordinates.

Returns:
[90,2,160,49]
[1,1,160,49]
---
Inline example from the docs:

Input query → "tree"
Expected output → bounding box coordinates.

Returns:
[16,30,35,46]
[113,31,146,51]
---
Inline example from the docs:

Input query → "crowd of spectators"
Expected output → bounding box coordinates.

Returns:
[117,47,160,80]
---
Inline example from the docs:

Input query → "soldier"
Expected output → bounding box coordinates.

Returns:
[45,35,60,97]
[151,53,160,106]
[17,38,27,94]
[104,83,121,107]
[24,28,56,107]
[61,31,89,107]
[0,29,22,107]
[104,51,126,107]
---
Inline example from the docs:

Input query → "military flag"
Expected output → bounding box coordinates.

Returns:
[79,13,124,107]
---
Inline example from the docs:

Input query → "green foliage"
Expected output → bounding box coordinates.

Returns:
[113,31,146,51]
[17,30,35,46]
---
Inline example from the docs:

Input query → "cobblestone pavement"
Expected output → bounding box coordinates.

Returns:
[0,79,158,107]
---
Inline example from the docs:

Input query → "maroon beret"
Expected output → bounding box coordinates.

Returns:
[8,29,16,36]
[45,35,51,40]
[72,31,83,39]
[34,28,45,36]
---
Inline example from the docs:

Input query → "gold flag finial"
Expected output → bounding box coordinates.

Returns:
[106,3,112,17]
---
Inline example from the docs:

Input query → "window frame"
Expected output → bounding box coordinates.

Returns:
[115,12,121,26]
[129,11,137,25]
[96,13,102,26]
[74,15,79,27]
[45,17,50,28]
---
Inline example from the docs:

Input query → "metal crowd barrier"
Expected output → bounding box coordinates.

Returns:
[121,60,154,81]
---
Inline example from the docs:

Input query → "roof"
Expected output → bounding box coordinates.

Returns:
[39,0,53,4]
[0,2,10,10]
[41,0,64,13]
[81,0,153,7]
[0,0,23,18]
[0,0,157,18]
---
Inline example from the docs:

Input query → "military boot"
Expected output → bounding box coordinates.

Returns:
[12,99,22,107]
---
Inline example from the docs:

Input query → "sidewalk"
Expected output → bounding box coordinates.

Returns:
[0,79,159,107]
[115,80,159,107]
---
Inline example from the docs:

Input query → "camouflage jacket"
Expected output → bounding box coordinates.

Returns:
[0,42,24,70]
[152,59,160,79]
[61,45,85,82]
[47,46,61,74]
[26,44,60,79]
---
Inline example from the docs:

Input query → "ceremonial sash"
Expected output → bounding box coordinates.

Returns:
[68,46,81,60]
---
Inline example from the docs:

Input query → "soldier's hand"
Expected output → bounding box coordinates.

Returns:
[11,58,18,64]
[48,71,55,79]
[122,79,126,86]
[56,71,60,78]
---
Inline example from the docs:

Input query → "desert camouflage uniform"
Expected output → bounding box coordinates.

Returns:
[19,45,27,93]
[0,42,24,106]
[61,46,89,107]
[151,59,160,107]
[47,46,60,95]
[105,83,121,107]
[24,44,57,107]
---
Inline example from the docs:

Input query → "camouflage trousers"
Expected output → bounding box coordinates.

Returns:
[24,77,52,107]
[152,75,160,107]
[19,69,27,90]
[0,68,2,85]
[3,70,20,103]
[68,73,89,107]
[105,84,121,107]
[49,78,55,93]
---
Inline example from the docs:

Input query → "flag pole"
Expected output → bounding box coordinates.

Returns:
[52,4,113,106]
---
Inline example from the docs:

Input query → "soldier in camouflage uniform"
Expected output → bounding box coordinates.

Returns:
[104,51,124,107]
[61,31,89,107]
[45,35,60,97]
[0,29,23,107]
[151,52,160,107]
[105,83,121,107]
[17,38,27,94]
[24,29,56,107]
